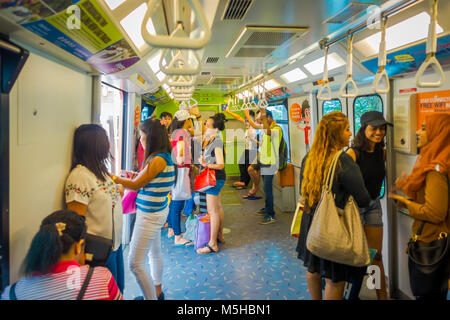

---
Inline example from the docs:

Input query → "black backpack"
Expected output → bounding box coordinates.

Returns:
[276,126,288,171]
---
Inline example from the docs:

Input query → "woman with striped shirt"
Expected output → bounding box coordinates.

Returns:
[112,118,175,300]
[1,210,122,300]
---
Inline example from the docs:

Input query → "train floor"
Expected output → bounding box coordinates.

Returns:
[121,181,379,300]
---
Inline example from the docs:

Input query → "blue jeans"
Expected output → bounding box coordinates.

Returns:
[184,193,195,215]
[105,245,125,293]
[262,174,274,217]
[168,200,186,236]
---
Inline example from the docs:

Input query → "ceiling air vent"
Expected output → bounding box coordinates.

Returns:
[226,25,309,58]
[206,57,219,64]
[201,71,211,75]
[222,0,253,21]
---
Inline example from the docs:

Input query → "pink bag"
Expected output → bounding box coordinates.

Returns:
[122,190,138,214]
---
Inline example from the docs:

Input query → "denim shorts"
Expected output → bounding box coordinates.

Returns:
[205,179,226,196]
[359,198,383,227]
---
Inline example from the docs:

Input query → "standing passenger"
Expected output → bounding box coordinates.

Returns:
[346,111,392,300]
[167,110,195,246]
[159,112,173,131]
[112,119,175,300]
[389,113,450,301]
[197,113,227,254]
[296,111,371,300]
[65,124,125,293]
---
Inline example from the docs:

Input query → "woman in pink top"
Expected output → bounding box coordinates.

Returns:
[1,210,122,300]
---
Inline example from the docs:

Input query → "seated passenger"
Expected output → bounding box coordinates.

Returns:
[1,210,122,300]
[296,111,371,300]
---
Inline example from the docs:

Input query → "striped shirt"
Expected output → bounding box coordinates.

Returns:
[136,153,175,213]
[199,192,207,214]
[1,261,122,300]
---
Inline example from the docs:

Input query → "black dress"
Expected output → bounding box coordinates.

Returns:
[296,152,371,283]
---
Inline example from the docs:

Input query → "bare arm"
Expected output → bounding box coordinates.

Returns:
[346,148,357,162]
[225,107,245,124]
[113,156,167,191]
[244,110,263,129]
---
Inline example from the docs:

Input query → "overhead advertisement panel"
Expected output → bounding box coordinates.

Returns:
[0,0,139,74]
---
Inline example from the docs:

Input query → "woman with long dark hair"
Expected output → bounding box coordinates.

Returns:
[346,111,392,300]
[389,113,450,300]
[65,124,124,292]
[296,111,371,300]
[112,118,175,300]
[167,110,196,246]
[1,210,122,300]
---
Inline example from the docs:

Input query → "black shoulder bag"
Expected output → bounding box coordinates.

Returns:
[84,208,114,267]
[407,175,450,297]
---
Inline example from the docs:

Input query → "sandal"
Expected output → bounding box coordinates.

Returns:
[242,192,256,199]
[197,244,218,254]
[175,240,194,247]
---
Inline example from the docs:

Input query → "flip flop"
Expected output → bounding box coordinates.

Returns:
[242,193,257,199]
[247,196,262,200]
[197,244,218,254]
[175,240,193,247]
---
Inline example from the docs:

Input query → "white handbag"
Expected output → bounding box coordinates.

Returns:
[171,167,192,201]
[306,151,370,267]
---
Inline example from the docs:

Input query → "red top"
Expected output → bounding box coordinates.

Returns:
[2,260,122,300]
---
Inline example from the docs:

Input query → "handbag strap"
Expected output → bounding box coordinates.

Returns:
[324,151,343,191]
[77,266,95,300]
[9,282,18,300]
[415,174,450,238]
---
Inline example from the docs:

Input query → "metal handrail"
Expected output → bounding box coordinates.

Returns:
[416,0,445,88]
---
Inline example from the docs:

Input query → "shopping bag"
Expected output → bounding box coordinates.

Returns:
[290,201,304,238]
[184,214,198,242]
[194,167,216,192]
[122,190,137,214]
[172,167,192,200]
[195,213,211,249]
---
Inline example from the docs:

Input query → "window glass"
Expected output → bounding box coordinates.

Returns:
[100,83,124,174]
[353,94,385,199]
[322,99,342,115]
[267,102,290,163]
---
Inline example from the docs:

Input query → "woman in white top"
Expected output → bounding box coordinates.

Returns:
[224,108,260,189]
[65,124,124,293]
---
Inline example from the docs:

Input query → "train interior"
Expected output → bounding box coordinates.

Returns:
[0,0,449,300]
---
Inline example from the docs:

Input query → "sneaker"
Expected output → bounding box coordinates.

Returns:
[259,215,276,225]
[256,208,266,215]
[157,292,165,300]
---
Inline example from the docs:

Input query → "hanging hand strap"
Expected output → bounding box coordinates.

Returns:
[416,0,445,88]
[340,34,359,98]
[141,0,211,50]
[318,46,332,101]
[373,17,390,94]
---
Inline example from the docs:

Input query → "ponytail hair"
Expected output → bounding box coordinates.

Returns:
[21,210,87,276]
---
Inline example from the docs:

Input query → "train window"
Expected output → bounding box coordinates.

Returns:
[267,101,290,163]
[353,94,383,132]
[353,94,385,199]
[322,99,342,115]
[100,83,125,174]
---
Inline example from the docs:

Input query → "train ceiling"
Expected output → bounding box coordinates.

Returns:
[0,0,449,97]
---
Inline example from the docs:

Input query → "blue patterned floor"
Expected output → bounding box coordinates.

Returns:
[122,183,310,300]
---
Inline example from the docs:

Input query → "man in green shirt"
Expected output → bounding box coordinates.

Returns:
[257,109,282,225]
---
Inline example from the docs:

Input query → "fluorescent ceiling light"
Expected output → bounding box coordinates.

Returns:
[120,3,156,51]
[281,68,308,83]
[162,84,170,91]
[262,79,281,91]
[237,93,244,99]
[156,71,166,81]
[252,85,264,94]
[104,0,126,10]
[355,12,444,58]
[304,53,346,76]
